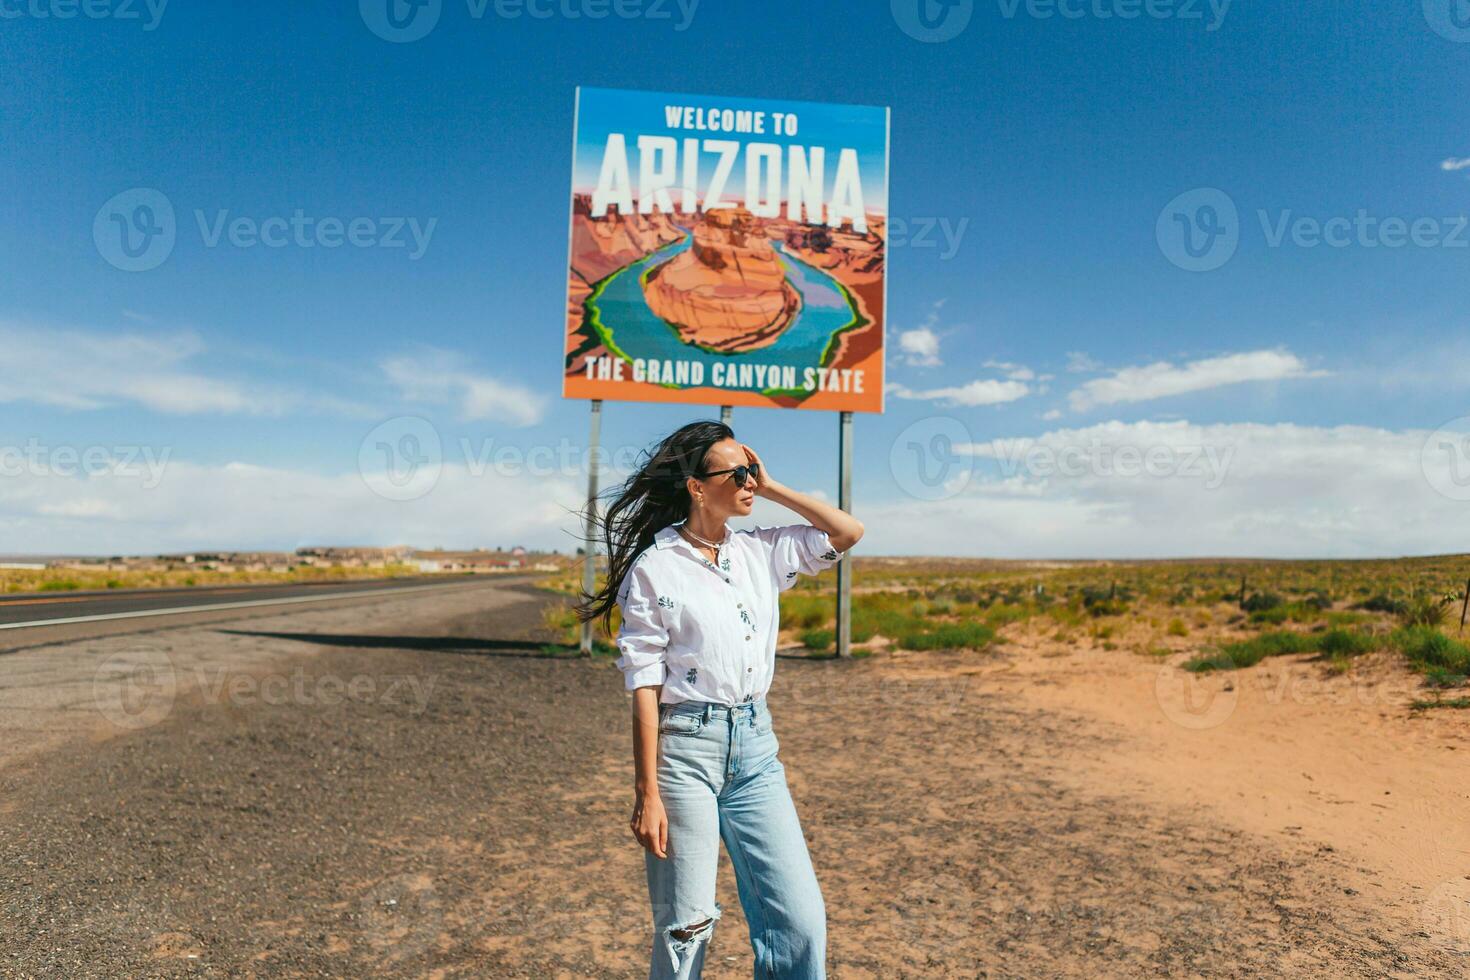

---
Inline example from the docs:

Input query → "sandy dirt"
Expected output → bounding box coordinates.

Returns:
[931,624,1470,922]
[1,580,1467,977]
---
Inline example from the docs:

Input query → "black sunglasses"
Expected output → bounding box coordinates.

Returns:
[696,462,760,489]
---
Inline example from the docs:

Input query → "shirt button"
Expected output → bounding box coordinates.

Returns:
[745,635,751,641]
[737,602,742,608]
[747,667,753,672]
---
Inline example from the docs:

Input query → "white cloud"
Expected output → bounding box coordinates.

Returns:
[1065,351,1102,373]
[868,419,1465,559]
[381,348,545,426]
[1067,348,1327,412]
[1354,332,1470,393]
[0,322,366,417]
[5,419,1466,560]
[886,309,1038,406]
[897,327,941,367]
[0,458,585,555]
[984,360,1036,382]
[1441,158,1470,172]
[886,378,1032,407]
[896,300,949,367]
[36,499,125,520]
[0,325,255,414]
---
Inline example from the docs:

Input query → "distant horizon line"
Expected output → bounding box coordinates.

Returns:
[4,550,1467,565]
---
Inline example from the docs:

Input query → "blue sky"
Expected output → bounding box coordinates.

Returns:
[2,0,1468,558]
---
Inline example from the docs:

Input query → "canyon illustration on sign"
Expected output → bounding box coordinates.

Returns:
[563,86,889,413]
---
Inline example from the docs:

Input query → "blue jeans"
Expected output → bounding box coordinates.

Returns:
[644,697,827,979]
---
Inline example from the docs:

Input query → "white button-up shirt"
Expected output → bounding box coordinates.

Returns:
[614,521,846,705]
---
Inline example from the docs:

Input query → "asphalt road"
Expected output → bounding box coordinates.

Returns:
[0,575,508,652]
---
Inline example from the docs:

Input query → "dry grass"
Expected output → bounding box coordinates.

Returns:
[546,553,1470,692]
[0,563,430,594]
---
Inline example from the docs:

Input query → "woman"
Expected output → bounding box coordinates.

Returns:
[576,420,864,980]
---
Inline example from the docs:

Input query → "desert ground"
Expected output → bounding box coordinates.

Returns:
[1,564,1468,977]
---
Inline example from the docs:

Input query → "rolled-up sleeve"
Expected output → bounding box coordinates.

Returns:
[614,560,669,691]
[753,523,847,592]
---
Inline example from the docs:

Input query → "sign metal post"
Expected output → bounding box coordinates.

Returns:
[580,398,602,656]
[836,410,853,658]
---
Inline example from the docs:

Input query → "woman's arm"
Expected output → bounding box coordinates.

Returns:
[629,684,667,858]
[740,443,865,552]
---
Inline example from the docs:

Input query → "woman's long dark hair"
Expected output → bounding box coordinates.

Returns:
[572,419,733,636]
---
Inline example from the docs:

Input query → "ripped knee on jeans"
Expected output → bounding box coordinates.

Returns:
[662,904,722,971]
[670,918,714,942]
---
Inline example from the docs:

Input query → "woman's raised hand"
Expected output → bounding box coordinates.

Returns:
[741,443,773,497]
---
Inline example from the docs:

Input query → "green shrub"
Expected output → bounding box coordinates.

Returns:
[1410,697,1470,710]
[1422,665,1469,689]
[896,621,995,651]
[800,628,834,651]
[984,603,1032,629]
[1047,605,1086,628]
[1077,585,1134,618]
[1185,630,1316,672]
[1251,601,1323,625]
[779,594,830,630]
[1241,592,1284,613]
[852,604,915,644]
[1183,651,1239,673]
[1399,596,1451,629]
[1316,629,1375,659]
[1391,626,1470,675]
[1354,594,1406,615]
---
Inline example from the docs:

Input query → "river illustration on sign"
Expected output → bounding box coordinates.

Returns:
[563,86,889,413]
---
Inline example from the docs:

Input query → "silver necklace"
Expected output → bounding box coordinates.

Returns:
[679,521,726,549]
